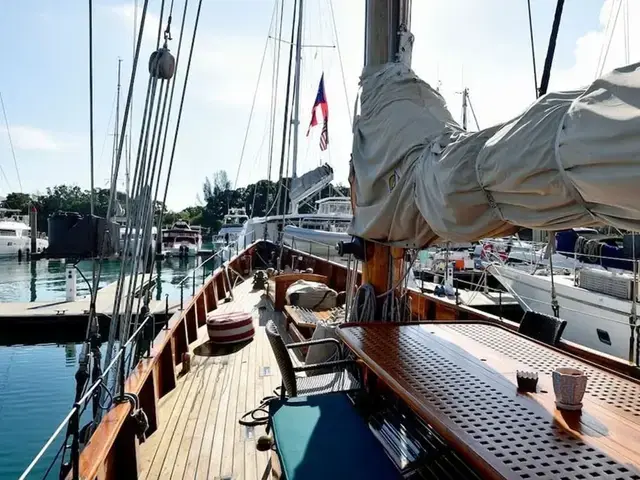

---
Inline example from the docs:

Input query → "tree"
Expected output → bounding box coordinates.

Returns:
[3,192,32,214]
[1,176,352,236]
[213,170,231,192]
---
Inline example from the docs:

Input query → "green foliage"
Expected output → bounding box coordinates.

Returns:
[0,169,351,237]
[3,192,32,214]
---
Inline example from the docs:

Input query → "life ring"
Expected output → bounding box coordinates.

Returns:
[206,311,255,344]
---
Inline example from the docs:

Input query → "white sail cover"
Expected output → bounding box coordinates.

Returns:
[349,62,640,248]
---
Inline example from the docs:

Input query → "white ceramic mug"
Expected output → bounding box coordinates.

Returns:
[552,367,588,410]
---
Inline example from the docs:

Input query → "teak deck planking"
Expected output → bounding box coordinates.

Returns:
[138,280,281,480]
[73,241,640,479]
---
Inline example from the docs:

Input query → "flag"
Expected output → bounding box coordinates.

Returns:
[306,73,329,151]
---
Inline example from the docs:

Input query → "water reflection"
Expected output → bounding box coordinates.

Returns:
[0,256,198,303]
[64,343,77,367]
[0,253,206,479]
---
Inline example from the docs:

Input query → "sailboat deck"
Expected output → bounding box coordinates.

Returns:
[139,280,282,480]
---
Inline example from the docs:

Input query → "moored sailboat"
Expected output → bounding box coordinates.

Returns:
[20,1,640,479]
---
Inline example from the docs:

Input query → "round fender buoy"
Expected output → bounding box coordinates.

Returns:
[206,311,255,344]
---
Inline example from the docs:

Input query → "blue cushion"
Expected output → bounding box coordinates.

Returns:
[269,393,400,480]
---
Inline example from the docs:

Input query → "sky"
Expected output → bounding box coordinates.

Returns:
[0,0,637,211]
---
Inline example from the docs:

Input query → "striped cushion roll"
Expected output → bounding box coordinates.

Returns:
[206,311,255,344]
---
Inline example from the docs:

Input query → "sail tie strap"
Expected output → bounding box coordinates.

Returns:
[552,108,599,224]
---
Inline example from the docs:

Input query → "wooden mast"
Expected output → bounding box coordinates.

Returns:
[359,0,411,300]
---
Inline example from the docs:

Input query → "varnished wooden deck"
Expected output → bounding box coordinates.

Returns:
[139,280,283,480]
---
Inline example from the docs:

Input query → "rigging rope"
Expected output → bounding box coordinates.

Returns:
[118,25,179,370]
[328,0,352,126]
[99,0,159,399]
[266,0,298,238]
[0,92,21,191]
[129,0,138,204]
[233,0,279,191]
[154,0,205,240]
[129,0,200,360]
[88,0,96,217]
[259,0,286,220]
[595,0,623,79]
[88,0,149,323]
[526,0,538,97]
[527,0,566,317]
[623,0,630,65]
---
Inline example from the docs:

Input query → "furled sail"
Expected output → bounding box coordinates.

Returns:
[349,62,640,248]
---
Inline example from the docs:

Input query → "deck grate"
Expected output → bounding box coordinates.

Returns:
[447,323,640,418]
[344,325,640,479]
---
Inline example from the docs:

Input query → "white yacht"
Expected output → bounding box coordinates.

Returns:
[237,165,353,257]
[162,221,202,257]
[0,208,48,258]
[214,207,249,245]
[118,226,158,256]
[488,230,638,360]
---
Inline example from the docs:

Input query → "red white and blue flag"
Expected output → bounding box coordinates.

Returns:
[306,73,329,151]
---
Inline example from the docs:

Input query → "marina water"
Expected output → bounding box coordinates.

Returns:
[0,254,214,478]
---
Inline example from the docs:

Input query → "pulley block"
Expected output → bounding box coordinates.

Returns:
[149,47,175,80]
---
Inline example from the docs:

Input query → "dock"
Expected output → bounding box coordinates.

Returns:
[417,279,522,320]
[0,274,180,345]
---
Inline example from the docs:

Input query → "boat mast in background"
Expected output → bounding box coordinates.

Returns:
[110,58,123,190]
[291,0,304,179]
[459,87,480,131]
[359,0,412,297]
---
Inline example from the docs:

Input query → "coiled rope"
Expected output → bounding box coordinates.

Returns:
[238,388,282,427]
[348,251,417,323]
[574,235,604,264]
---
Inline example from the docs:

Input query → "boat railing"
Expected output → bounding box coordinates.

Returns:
[495,246,640,289]
[417,272,507,305]
[177,239,241,310]
[284,233,340,261]
[19,312,158,480]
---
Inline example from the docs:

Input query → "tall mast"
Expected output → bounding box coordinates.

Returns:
[361,0,412,298]
[116,58,122,192]
[461,88,468,131]
[110,59,123,189]
[291,0,304,179]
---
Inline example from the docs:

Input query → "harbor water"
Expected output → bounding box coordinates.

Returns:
[0,255,216,479]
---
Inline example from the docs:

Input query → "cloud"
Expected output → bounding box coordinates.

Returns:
[107,0,638,211]
[0,125,82,152]
[552,0,639,90]
[109,3,162,46]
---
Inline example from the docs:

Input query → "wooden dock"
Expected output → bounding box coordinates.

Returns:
[0,274,180,345]
[0,274,166,319]
[417,280,517,308]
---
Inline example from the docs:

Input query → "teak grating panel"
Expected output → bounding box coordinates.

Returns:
[342,325,640,480]
[446,324,640,419]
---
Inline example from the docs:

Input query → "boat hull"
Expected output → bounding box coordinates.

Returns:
[489,264,634,360]
[282,225,349,257]
[165,244,198,257]
[0,238,48,257]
